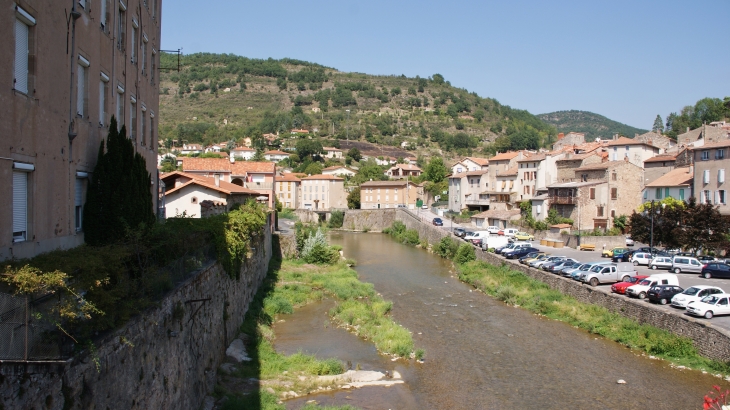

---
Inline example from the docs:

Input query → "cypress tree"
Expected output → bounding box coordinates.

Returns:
[83,116,155,246]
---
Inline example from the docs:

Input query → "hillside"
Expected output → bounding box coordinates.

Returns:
[157,53,557,162]
[537,110,647,142]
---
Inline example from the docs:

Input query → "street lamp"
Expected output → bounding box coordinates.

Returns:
[346,109,350,141]
[644,200,665,258]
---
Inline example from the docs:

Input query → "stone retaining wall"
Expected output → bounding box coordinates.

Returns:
[1,223,273,410]
[341,209,396,232]
[390,209,730,363]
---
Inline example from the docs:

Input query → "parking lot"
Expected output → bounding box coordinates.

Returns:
[462,232,730,332]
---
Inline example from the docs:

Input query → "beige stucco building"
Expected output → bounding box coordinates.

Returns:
[691,140,730,213]
[2,0,162,260]
[448,170,489,212]
[300,174,346,210]
[180,157,276,208]
[276,173,301,209]
[360,181,424,209]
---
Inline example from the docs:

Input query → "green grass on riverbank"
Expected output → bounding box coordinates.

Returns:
[457,260,730,375]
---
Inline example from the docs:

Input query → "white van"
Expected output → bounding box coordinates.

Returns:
[486,226,501,234]
[626,274,679,299]
[503,228,519,238]
[482,236,510,251]
[465,231,490,245]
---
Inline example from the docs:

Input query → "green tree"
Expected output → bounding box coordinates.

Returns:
[164,137,173,149]
[652,115,664,133]
[352,161,387,184]
[432,74,445,85]
[84,116,155,246]
[347,186,361,209]
[303,162,323,175]
[424,157,447,183]
[347,147,362,162]
[160,156,177,172]
[296,139,323,160]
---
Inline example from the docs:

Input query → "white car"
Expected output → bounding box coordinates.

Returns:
[631,252,652,266]
[421,204,429,209]
[686,293,730,319]
[486,226,501,235]
[503,228,519,237]
[625,236,635,246]
[648,256,673,270]
[671,286,725,309]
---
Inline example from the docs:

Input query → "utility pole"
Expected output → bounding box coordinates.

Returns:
[346,109,350,141]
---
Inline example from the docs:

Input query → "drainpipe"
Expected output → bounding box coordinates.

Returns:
[67,2,81,241]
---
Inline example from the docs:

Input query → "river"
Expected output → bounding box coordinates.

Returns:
[277,232,727,409]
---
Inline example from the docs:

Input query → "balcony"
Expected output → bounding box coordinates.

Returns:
[244,182,274,190]
[465,199,491,206]
[548,195,577,205]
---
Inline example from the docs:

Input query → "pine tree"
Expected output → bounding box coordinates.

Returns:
[84,116,155,246]
[652,115,664,133]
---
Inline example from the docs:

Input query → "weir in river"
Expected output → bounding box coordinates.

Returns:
[278,232,728,409]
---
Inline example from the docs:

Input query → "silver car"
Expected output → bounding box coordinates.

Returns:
[649,256,673,270]
[671,256,703,274]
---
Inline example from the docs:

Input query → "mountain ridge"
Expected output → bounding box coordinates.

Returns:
[537,110,648,142]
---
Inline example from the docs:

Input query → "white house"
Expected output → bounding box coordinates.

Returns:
[230,147,256,161]
[264,150,290,163]
[322,166,357,177]
[323,147,343,159]
[643,167,693,202]
[181,143,203,155]
[160,171,258,218]
[607,136,661,167]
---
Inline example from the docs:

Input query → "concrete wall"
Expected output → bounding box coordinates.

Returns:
[341,209,396,232]
[1,223,272,410]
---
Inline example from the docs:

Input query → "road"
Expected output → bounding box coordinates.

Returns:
[469,237,730,331]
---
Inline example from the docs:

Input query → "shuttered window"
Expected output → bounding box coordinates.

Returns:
[13,171,28,242]
[140,106,146,146]
[116,84,125,128]
[14,19,29,93]
[77,63,86,116]
[719,169,726,184]
[100,0,108,31]
[130,97,136,139]
[75,178,85,231]
[99,73,109,126]
[704,170,710,184]
[679,189,685,201]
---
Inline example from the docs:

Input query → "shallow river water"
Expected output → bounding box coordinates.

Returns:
[278,232,728,409]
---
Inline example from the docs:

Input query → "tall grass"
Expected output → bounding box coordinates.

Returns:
[457,261,730,374]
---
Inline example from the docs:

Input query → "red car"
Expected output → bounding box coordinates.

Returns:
[497,230,504,236]
[611,275,649,294]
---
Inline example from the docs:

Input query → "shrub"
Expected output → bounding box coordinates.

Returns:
[435,237,459,259]
[328,210,344,228]
[454,243,476,265]
[300,228,340,265]
[403,229,420,246]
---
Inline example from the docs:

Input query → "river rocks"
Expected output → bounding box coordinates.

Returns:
[219,363,236,374]
[226,339,252,362]
[202,396,215,410]
[617,379,627,384]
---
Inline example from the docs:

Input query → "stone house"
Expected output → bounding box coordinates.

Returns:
[385,164,423,179]
[644,153,678,186]
[490,165,519,211]
[160,172,258,219]
[275,173,301,209]
[643,167,693,203]
[360,180,424,210]
[299,174,347,211]
[607,136,660,167]
[677,125,730,148]
[470,209,521,229]
[691,140,730,213]
[448,170,490,212]
[2,0,161,260]
[634,131,674,151]
[181,157,276,208]
[556,152,603,182]
[552,132,587,151]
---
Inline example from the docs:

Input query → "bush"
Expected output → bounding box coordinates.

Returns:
[454,243,476,265]
[435,237,459,259]
[300,228,340,265]
[328,210,344,228]
[403,229,420,246]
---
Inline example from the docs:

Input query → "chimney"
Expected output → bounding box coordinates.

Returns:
[613,134,618,140]
[229,154,235,164]
[558,132,564,140]
[214,174,220,187]
[689,164,694,176]
[687,127,690,133]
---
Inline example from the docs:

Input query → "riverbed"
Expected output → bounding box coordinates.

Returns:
[277,232,727,409]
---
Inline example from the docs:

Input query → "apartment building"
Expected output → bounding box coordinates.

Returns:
[607,137,660,167]
[644,153,678,185]
[643,167,693,203]
[2,0,162,260]
[275,173,301,209]
[448,170,489,212]
[360,181,423,209]
[691,140,730,213]
[299,174,346,210]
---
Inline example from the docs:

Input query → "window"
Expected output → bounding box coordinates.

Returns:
[597,206,604,217]
[610,209,616,218]
[117,2,126,51]
[116,84,125,128]
[581,174,587,182]
[14,6,36,94]
[78,0,86,9]
[719,190,726,205]
[612,172,617,181]
[717,149,725,160]
[140,105,147,146]
[151,49,157,84]
[99,72,109,126]
[131,19,138,64]
[679,188,685,201]
[665,187,670,199]
[704,169,710,184]
[612,147,617,161]
[611,187,617,199]
[13,163,34,242]
[655,188,662,199]
[141,33,148,75]
[702,150,710,161]
[589,188,595,199]
[704,190,712,204]
[75,175,86,231]
[129,97,136,139]
[625,146,630,157]
[719,169,726,184]
[149,111,155,148]
[152,0,157,19]
[77,56,90,117]
[100,0,109,31]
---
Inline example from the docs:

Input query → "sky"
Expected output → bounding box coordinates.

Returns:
[161,1,729,129]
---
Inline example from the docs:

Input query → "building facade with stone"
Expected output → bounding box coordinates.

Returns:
[2,0,162,260]
[691,140,730,213]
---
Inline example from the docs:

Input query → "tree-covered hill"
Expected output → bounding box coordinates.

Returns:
[537,110,647,142]
[158,52,557,161]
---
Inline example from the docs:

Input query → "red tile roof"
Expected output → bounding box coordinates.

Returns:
[277,173,302,182]
[689,140,730,150]
[607,136,657,147]
[645,167,693,188]
[300,174,344,181]
[644,153,678,163]
[490,151,520,161]
[161,171,259,196]
[181,158,275,174]
[464,157,489,166]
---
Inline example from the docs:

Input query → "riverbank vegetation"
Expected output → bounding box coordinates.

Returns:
[456,260,730,375]
[220,228,416,409]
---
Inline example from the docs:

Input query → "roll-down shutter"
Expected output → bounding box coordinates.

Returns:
[13,171,27,240]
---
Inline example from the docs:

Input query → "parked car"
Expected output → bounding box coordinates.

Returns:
[500,242,532,257]
[626,274,680,299]
[503,228,519,238]
[533,256,566,269]
[482,236,510,251]
[671,286,725,309]
[648,256,673,270]
[561,262,588,277]
[432,217,443,226]
[541,258,569,272]
[625,236,635,246]
[514,231,535,241]
[486,226,501,235]
[528,254,551,267]
[558,261,582,275]
[545,259,579,273]
[686,294,730,319]
[602,247,627,258]
[572,262,611,280]
[701,263,730,279]
[453,227,466,238]
[464,231,488,243]
[647,285,684,305]
[698,255,717,264]
[521,253,548,265]
[505,247,540,259]
[671,256,703,274]
[581,262,636,286]
[422,204,429,209]
[631,252,653,266]
[519,252,545,264]
[612,250,636,263]
[611,275,649,294]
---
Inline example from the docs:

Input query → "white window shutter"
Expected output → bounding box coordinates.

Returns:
[99,80,105,124]
[14,19,29,94]
[719,169,726,184]
[715,191,720,205]
[704,170,710,184]
[77,64,85,115]
[75,178,84,206]
[13,171,28,240]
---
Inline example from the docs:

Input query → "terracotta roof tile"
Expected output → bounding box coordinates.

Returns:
[277,173,302,182]
[360,180,420,187]
[497,165,519,177]
[607,136,657,147]
[689,140,730,150]
[464,157,489,166]
[300,174,344,181]
[490,151,520,161]
[645,167,693,188]
[644,153,678,163]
